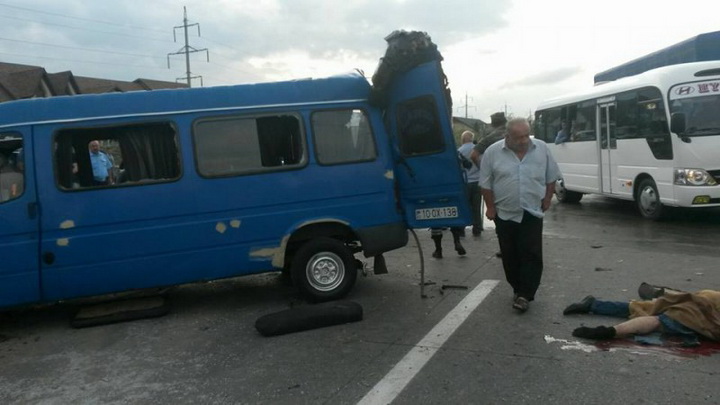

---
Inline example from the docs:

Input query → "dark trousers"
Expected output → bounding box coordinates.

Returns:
[430,227,462,239]
[467,182,483,231]
[590,301,630,318]
[495,211,544,300]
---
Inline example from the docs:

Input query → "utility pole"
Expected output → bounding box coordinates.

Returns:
[456,92,476,118]
[167,6,209,87]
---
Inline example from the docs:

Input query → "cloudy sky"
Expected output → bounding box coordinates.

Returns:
[1,0,719,122]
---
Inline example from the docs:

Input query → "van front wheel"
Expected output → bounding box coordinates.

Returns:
[291,237,357,302]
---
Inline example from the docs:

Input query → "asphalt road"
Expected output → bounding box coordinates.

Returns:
[2,196,720,404]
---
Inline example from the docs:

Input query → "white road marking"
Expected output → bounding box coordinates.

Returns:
[357,279,500,405]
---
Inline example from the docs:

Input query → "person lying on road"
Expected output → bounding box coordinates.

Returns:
[563,286,720,343]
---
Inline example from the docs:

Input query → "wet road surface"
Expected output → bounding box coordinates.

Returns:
[1,195,719,404]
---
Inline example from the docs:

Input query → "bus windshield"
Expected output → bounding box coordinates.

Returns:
[669,81,720,137]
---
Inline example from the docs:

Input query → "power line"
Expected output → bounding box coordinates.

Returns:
[200,36,244,53]
[0,15,253,78]
[0,2,259,85]
[0,14,172,43]
[0,51,180,71]
[0,37,166,60]
[0,1,168,35]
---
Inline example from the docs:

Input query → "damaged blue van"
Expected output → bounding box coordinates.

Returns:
[0,31,470,308]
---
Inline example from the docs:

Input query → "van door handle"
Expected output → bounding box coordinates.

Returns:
[43,252,55,265]
[27,202,38,219]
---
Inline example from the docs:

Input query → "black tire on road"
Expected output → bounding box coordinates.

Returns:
[291,237,358,302]
[636,178,664,220]
[255,300,363,337]
[555,179,583,203]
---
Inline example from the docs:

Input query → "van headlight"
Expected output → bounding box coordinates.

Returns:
[674,168,718,186]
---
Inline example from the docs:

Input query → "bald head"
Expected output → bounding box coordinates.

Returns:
[461,131,474,144]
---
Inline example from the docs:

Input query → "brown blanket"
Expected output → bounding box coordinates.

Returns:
[630,290,720,341]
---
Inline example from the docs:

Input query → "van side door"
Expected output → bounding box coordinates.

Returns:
[386,61,471,228]
[0,128,40,307]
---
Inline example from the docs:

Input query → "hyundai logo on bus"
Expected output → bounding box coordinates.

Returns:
[672,81,720,98]
[675,86,695,96]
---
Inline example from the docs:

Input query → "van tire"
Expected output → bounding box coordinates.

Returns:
[555,179,583,203]
[636,178,664,220]
[291,237,357,302]
[255,301,363,337]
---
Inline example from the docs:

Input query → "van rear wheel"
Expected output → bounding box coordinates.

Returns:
[291,237,357,302]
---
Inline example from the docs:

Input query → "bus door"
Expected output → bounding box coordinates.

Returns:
[598,101,617,194]
[386,61,471,229]
[0,128,40,307]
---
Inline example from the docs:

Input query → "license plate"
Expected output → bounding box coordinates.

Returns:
[415,206,459,220]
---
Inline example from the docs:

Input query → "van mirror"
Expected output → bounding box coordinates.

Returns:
[670,112,686,135]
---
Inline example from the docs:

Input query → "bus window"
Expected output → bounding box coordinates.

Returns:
[533,111,547,141]
[0,133,24,202]
[312,109,376,165]
[616,91,638,139]
[194,114,304,177]
[638,87,672,159]
[55,122,181,189]
[396,96,444,156]
[573,100,596,142]
[545,107,562,143]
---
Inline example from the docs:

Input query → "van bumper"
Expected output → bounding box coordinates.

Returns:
[356,222,408,257]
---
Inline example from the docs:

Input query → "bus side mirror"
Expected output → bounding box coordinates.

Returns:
[670,112,686,134]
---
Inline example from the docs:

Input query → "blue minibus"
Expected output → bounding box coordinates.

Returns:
[0,37,470,308]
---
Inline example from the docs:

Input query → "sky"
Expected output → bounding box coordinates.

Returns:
[1,0,719,122]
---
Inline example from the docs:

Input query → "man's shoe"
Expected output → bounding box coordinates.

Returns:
[572,325,616,340]
[512,296,529,312]
[455,241,466,256]
[638,282,665,300]
[563,295,595,315]
[432,249,443,259]
[472,226,482,236]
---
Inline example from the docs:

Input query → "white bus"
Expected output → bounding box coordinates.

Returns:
[534,61,720,219]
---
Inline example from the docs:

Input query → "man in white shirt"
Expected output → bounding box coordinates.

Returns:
[479,118,561,312]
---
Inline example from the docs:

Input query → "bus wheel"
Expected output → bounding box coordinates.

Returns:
[291,237,357,302]
[555,179,583,203]
[636,178,664,220]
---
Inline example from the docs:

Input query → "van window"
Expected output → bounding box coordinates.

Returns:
[194,114,304,177]
[396,96,444,156]
[55,122,181,189]
[0,132,24,202]
[312,109,376,165]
